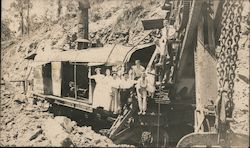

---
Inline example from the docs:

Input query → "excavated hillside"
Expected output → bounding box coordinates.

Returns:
[0,0,249,146]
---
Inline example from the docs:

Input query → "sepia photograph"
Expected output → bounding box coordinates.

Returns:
[1,0,249,147]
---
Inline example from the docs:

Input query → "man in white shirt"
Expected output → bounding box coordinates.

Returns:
[120,73,136,109]
[132,60,145,80]
[136,72,148,115]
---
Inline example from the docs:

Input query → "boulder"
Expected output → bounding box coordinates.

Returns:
[39,101,50,112]
[29,129,43,141]
[43,117,74,147]
[25,104,36,112]
[54,116,74,133]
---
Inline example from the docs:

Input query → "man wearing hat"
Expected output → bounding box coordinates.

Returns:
[132,60,145,80]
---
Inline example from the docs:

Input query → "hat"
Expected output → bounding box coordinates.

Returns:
[95,68,101,72]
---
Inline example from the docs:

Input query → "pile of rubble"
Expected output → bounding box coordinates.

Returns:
[0,84,131,147]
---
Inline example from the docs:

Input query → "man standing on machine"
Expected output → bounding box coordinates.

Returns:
[136,72,148,115]
[132,60,145,80]
[120,73,136,109]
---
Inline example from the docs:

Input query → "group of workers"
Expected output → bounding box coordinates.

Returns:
[89,60,155,115]
[89,19,177,115]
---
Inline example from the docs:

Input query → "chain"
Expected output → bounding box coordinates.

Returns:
[216,0,243,119]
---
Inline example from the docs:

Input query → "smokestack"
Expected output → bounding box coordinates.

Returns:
[77,0,90,50]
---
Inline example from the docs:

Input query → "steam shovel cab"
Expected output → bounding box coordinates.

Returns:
[32,43,156,118]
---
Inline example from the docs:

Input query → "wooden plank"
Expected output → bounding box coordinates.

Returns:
[88,66,93,104]
[51,96,93,112]
[54,100,92,113]
[74,62,77,99]
[33,92,93,112]
[63,96,90,104]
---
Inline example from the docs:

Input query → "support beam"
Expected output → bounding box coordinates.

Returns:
[74,62,77,99]
[177,0,204,77]
[88,66,92,104]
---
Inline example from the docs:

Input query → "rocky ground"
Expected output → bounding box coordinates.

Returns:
[0,0,249,147]
[0,83,131,147]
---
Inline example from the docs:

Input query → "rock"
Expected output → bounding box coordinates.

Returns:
[54,116,74,133]
[25,112,31,115]
[29,129,43,141]
[6,123,13,132]
[40,101,50,112]
[61,137,74,147]
[5,118,14,125]
[25,104,36,112]
[14,93,26,104]
[31,115,39,119]
[41,136,46,141]
[238,74,249,84]
[12,133,18,139]
[2,90,11,96]
[43,117,73,146]
[72,130,77,135]
[94,139,101,144]
[71,121,77,127]
[27,97,35,105]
